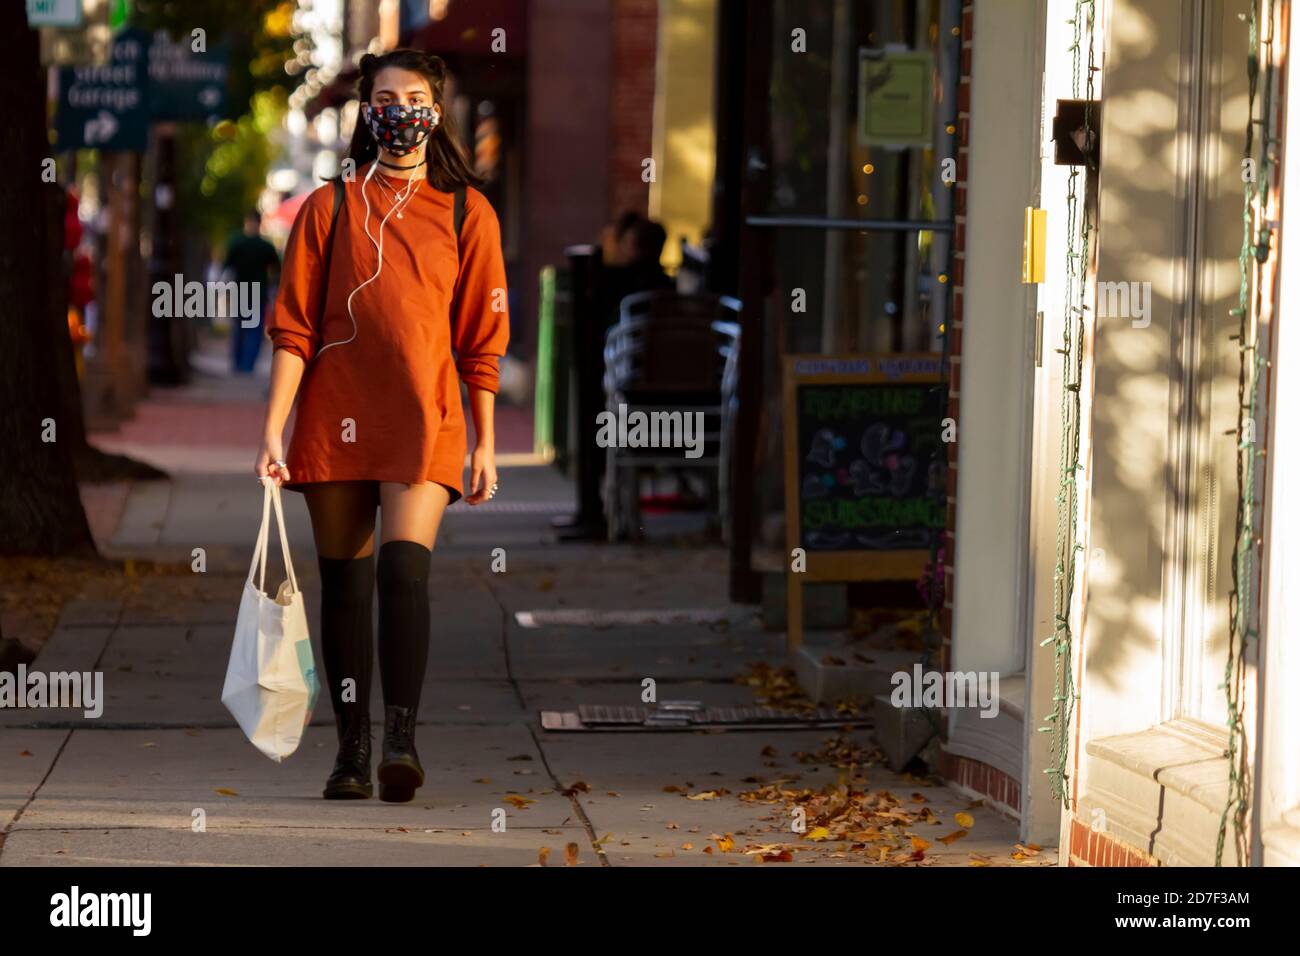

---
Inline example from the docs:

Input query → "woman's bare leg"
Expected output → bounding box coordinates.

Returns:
[378,480,453,548]
[304,480,379,558]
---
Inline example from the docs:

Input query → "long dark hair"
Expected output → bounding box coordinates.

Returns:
[340,48,480,192]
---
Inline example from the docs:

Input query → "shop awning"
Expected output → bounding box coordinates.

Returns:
[302,0,526,119]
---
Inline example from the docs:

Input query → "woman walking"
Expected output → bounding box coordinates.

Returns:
[256,49,508,802]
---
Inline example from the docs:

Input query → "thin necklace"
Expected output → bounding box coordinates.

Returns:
[380,180,419,217]
[375,169,423,190]
[371,172,421,219]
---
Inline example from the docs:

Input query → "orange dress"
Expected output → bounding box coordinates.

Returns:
[268,164,509,503]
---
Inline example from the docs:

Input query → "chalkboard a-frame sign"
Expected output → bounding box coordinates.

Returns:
[783,353,945,650]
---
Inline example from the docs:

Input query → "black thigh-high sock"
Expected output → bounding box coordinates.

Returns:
[317,555,375,721]
[376,540,432,712]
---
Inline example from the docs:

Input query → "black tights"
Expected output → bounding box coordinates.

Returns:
[375,541,431,708]
[305,481,450,719]
[317,554,374,717]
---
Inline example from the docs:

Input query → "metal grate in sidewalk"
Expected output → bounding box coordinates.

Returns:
[540,701,871,732]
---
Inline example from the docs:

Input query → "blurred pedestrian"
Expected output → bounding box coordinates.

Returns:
[224,210,280,373]
[64,189,94,378]
[68,246,94,379]
[597,211,672,329]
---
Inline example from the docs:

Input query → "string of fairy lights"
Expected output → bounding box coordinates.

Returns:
[1217,0,1274,869]
[1038,0,1095,811]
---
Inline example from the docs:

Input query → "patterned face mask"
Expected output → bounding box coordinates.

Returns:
[363,103,438,156]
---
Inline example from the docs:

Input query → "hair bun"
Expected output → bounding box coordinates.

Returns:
[359,52,378,73]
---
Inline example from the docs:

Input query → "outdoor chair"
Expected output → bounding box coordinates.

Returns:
[601,291,741,541]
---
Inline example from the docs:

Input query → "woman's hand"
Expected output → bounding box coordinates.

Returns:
[258,350,306,486]
[254,434,290,485]
[465,443,497,505]
[463,386,497,505]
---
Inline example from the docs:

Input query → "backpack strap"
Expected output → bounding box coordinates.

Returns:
[453,185,466,240]
[450,185,468,338]
[316,178,345,334]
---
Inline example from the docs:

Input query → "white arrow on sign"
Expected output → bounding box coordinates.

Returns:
[84,110,119,146]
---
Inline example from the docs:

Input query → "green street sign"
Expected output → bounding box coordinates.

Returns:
[54,28,148,151]
[147,31,228,122]
[54,28,231,150]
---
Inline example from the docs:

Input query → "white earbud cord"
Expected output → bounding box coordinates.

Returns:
[315,159,420,359]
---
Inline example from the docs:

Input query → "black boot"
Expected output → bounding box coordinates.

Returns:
[377,705,423,803]
[323,710,372,800]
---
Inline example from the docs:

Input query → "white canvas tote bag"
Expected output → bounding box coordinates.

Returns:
[221,479,320,761]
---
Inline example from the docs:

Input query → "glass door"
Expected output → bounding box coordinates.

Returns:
[735,0,963,572]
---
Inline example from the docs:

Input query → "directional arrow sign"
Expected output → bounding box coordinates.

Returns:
[54,30,149,150]
[56,65,147,150]
[83,110,120,146]
[54,27,231,149]
[147,31,228,122]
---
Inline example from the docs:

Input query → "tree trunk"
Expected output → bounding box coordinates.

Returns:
[0,10,96,557]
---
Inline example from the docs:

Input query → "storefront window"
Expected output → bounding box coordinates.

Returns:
[749,0,959,558]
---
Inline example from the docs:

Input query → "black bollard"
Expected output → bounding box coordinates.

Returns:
[553,244,608,540]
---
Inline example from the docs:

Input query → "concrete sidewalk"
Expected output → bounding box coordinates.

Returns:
[3,459,1040,866]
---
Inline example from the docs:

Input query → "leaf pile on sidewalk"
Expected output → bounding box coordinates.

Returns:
[735,661,865,717]
[739,780,944,865]
[733,734,956,865]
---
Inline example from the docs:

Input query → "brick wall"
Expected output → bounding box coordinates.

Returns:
[522,0,613,355]
[941,751,1022,816]
[608,0,660,219]
[1066,817,1157,867]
